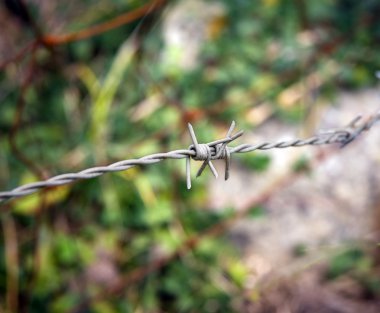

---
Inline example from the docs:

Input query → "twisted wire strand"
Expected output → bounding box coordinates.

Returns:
[1,111,379,203]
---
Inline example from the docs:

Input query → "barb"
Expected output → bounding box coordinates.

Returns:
[186,121,243,189]
[1,111,379,203]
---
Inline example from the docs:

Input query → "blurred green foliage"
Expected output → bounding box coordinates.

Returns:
[1,0,380,312]
[248,206,267,219]
[326,247,380,298]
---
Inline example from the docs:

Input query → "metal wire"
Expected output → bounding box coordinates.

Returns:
[1,110,379,203]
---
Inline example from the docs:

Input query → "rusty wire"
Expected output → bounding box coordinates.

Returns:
[0,110,379,203]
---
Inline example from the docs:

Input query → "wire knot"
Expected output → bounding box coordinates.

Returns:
[191,144,212,161]
[186,121,243,189]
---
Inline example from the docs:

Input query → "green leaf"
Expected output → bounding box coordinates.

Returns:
[292,155,311,173]
[248,206,266,219]
[327,248,364,279]
[54,233,78,266]
[228,261,248,288]
[240,153,271,171]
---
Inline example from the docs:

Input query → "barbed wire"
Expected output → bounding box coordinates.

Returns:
[0,110,379,203]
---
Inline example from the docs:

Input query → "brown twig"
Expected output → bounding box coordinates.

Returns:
[0,0,50,71]
[2,213,19,313]
[5,43,49,313]
[41,0,167,46]
[8,51,47,180]
[0,0,166,71]
[0,40,37,72]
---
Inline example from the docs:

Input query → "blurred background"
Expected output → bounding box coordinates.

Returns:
[1,0,380,312]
